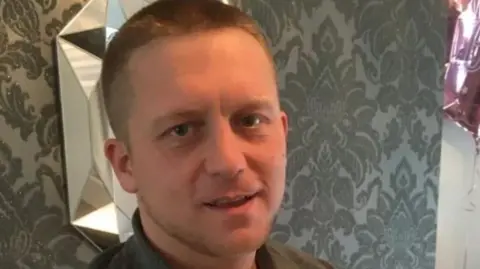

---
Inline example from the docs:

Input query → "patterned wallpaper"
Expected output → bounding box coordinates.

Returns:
[0,0,97,268]
[236,1,444,268]
[0,0,444,269]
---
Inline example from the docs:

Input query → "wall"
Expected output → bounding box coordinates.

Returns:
[0,1,444,269]
[240,1,443,269]
[0,0,97,268]
[436,120,480,269]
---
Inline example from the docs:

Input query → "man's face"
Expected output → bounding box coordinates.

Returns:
[106,28,288,256]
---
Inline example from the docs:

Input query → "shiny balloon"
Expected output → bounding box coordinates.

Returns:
[448,6,460,59]
[444,6,480,137]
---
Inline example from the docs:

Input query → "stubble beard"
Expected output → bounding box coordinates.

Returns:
[139,194,273,260]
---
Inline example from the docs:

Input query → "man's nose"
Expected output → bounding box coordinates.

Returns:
[203,121,247,180]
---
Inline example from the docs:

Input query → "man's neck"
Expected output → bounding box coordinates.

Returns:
[138,210,258,269]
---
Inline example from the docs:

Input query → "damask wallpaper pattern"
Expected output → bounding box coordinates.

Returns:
[0,0,443,269]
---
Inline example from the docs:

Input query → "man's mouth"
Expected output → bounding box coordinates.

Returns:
[204,193,257,209]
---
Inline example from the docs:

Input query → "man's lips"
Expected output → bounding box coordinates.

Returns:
[203,192,258,208]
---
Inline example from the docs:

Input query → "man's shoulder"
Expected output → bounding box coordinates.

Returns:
[265,240,334,269]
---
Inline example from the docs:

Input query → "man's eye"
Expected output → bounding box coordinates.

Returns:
[240,114,262,128]
[170,124,191,137]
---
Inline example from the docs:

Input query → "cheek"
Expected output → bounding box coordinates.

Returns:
[130,147,195,204]
[255,146,287,201]
[268,137,287,187]
[268,161,286,214]
[271,157,286,198]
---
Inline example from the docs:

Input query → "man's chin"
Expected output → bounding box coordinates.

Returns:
[213,226,270,255]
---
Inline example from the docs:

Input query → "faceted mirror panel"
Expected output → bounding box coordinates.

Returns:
[56,0,138,250]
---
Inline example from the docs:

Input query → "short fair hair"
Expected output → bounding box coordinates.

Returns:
[100,0,270,143]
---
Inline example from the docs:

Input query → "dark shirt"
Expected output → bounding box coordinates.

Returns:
[88,210,333,269]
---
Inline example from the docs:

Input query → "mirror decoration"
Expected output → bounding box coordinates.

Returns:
[55,0,141,250]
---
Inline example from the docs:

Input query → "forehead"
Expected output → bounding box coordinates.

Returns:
[126,29,277,112]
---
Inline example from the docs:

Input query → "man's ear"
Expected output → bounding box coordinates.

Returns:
[280,111,288,139]
[104,138,137,194]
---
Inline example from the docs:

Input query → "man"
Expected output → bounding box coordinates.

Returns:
[89,0,333,268]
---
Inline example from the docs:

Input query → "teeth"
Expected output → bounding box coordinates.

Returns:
[211,196,248,206]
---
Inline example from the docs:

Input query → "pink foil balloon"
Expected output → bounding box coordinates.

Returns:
[444,1,480,137]
[448,5,460,58]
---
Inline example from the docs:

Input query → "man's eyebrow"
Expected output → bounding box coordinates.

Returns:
[151,109,205,131]
[149,97,278,131]
[237,97,278,113]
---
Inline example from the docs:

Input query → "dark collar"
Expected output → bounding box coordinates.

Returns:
[126,210,170,268]
[126,209,278,269]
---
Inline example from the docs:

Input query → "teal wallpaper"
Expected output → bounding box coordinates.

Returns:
[235,1,443,268]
